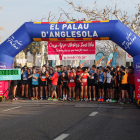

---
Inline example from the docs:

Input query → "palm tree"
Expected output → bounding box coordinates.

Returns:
[27,42,41,66]
[23,46,30,65]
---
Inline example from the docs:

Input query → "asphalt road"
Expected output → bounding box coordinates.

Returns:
[0,100,140,140]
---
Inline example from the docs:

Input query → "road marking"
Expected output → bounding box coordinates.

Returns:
[89,111,98,116]
[54,134,69,140]
[2,106,21,112]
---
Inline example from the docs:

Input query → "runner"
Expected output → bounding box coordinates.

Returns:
[128,66,135,103]
[39,65,49,100]
[120,66,129,104]
[98,67,106,102]
[112,68,118,102]
[48,69,53,100]
[57,66,62,100]
[68,68,76,101]
[49,68,59,101]
[79,68,90,101]
[21,65,30,99]
[28,68,39,100]
[60,65,64,71]
[63,66,68,75]
[88,65,97,101]
[106,66,113,102]
[76,66,83,101]
[60,71,68,101]
[116,66,122,103]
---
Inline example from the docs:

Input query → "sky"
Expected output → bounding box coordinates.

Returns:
[0,0,139,43]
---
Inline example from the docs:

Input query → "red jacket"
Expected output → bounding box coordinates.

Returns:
[50,72,59,85]
[128,72,135,85]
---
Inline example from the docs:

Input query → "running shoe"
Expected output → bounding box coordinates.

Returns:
[40,98,43,100]
[112,99,117,103]
[118,99,121,103]
[120,99,125,104]
[109,99,113,102]
[93,98,96,101]
[84,98,88,101]
[46,97,48,100]
[106,99,110,102]
[53,98,58,101]
[32,98,35,100]
[72,98,75,101]
[20,96,24,100]
[98,98,101,102]
[48,97,53,101]
[119,101,124,104]
[80,98,83,101]
[89,98,92,101]
[126,99,130,104]
[68,98,72,101]
[101,98,104,102]
[12,97,16,101]
[59,97,63,101]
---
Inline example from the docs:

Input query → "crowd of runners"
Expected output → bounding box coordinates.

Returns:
[11,64,135,104]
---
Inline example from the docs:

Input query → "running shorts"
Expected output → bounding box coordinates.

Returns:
[51,84,57,91]
[32,84,38,88]
[22,80,29,85]
[98,82,104,89]
[106,83,113,89]
[121,84,128,90]
[40,80,47,86]
[88,79,95,86]
[68,82,75,87]
[81,82,87,86]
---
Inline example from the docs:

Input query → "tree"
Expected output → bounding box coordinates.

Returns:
[0,7,5,43]
[27,42,42,66]
[61,0,140,55]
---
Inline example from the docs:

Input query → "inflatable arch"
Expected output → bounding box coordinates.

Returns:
[0,20,140,99]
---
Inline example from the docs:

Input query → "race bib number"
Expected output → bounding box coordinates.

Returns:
[23,74,27,80]
[42,76,45,79]
[63,80,67,82]
[91,76,94,79]
[77,78,79,81]
[107,77,110,80]
[46,81,47,85]
[70,79,74,82]
[33,78,36,81]
[82,78,87,82]
[23,78,27,80]
[99,78,102,82]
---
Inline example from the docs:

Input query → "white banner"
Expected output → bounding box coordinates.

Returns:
[16,59,27,63]
[126,53,133,62]
[48,54,95,60]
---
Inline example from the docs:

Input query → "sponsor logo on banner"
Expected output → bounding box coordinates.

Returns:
[0,61,6,69]
[48,41,95,60]
[138,86,140,91]
[7,35,22,49]
[136,62,140,71]
[137,79,140,82]
[122,32,136,50]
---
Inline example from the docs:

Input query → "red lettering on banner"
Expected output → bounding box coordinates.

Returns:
[48,41,95,60]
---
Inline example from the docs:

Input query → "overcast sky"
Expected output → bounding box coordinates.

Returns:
[0,0,139,43]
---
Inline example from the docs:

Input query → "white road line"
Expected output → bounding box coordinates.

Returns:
[89,111,98,116]
[54,134,69,140]
[2,106,21,112]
